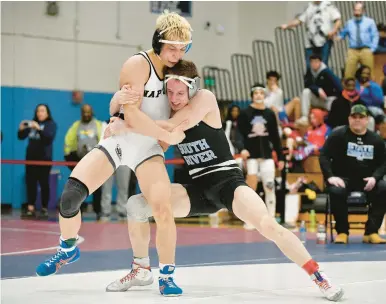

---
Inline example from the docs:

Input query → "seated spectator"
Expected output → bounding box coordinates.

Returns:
[355,65,385,125]
[375,23,386,54]
[300,54,343,123]
[292,109,331,161]
[18,104,57,219]
[327,77,366,129]
[319,104,386,244]
[264,71,301,123]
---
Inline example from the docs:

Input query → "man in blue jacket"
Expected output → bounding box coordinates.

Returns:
[299,54,343,124]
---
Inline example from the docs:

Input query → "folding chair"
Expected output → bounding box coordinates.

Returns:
[325,191,368,243]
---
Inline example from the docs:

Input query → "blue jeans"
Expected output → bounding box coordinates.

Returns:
[305,40,333,69]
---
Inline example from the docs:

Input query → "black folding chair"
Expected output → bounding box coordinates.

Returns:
[325,191,368,243]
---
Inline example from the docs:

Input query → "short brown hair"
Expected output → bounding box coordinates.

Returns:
[164,60,199,79]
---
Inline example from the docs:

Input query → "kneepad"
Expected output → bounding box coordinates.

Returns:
[126,194,152,222]
[59,177,89,218]
[264,181,275,191]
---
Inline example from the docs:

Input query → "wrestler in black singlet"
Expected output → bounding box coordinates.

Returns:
[176,121,247,216]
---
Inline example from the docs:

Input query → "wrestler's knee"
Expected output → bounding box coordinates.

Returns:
[59,177,89,218]
[257,214,282,239]
[126,194,152,222]
[145,182,173,222]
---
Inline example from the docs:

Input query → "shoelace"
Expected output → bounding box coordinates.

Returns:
[45,249,66,267]
[161,277,176,288]
[314,278,331,291]
[120,268,139,284]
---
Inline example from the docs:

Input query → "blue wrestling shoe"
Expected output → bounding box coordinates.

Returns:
[158,265,183,296]
[36,238,80,276]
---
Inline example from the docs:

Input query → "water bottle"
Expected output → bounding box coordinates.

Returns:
[316,222,327,244]
[309,210,316,232]
[299,220,307,244]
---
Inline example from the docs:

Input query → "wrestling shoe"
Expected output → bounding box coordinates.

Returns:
[36,238,80,276]
[159,265,183,296]
[311,271,344,302]
[106,262,154,292]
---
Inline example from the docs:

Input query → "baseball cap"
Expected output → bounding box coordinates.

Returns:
[350,104,368,117]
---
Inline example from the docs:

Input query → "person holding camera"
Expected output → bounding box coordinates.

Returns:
[64,104,103,219]
[18,104,57,219]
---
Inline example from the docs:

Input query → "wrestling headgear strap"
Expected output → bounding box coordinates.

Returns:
[164,75,200,99]
[152,27,193,55]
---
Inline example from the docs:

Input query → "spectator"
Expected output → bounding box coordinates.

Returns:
[100,119,132,221]
[319,104,386,244]
[18,104,57,219]
[264,71,301,123]
[64,104,103,219]
[223,105,243,155]
[375,23,386,54]
[300,54,343,123]
[237,84,284,219]
[355,65,385,126]
[281,1,341,68]
[293,109,331,161]
[338,2,379,79]
[327,77,366,129]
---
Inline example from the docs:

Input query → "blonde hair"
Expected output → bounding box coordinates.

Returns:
[155,12,192,42]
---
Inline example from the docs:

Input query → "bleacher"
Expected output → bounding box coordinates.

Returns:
[194,2,386,227]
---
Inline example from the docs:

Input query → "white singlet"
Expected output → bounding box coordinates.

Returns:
[96,51,171,171]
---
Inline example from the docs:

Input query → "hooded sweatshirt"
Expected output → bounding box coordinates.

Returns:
[304,62,343,97]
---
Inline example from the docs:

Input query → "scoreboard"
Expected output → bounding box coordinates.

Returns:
[150,1,192,17]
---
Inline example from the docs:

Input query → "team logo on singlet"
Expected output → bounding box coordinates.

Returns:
[143,88,165,98]
[115,144,122,161]
[248,116,268,138]
[177,139,217,166]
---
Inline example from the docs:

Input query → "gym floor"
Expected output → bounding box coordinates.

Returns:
[1,216,386,303]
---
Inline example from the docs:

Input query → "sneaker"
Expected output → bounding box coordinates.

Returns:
[158,265,183,296]
[334,233,348,244]
[21,210,36,220]
[106,262,154,292]
[363,233,386,244]
[311,271,344,302]
[36,239,80,276]
[38,208,49,220]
